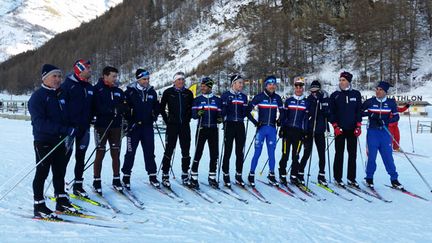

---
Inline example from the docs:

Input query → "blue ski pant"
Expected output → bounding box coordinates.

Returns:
[366,128,398,180]
[250,125,277,174]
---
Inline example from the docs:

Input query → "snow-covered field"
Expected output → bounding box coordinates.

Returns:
[0,115,431,242]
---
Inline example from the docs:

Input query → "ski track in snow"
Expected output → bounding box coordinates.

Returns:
[0,117,431,242]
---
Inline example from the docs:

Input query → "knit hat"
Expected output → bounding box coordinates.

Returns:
[340,71,353,82]
[377,81,392,93]
[135,68,150,80]
[74,59,91,76]
[173,72,185,81]
[309,80,321,92]
[230,74,243,84]
[41,64,61,80]
[293,76,305,86]
[201,77,214,89]
[264,75,277,86]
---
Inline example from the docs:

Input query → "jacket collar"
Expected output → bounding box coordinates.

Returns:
[202,92,214,99]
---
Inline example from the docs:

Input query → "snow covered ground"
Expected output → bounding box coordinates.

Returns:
[0,115,431,242]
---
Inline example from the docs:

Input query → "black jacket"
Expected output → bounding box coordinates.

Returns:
[160,86,194,125]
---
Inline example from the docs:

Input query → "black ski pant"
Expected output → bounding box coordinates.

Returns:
[161,123,191,175]
[333,129,357,182]
[279,127,303,177]
[33,140,67,201]
[65,128,90,182]
[222,121,246,174]
[299,132,326,174]
[191,127,219,174]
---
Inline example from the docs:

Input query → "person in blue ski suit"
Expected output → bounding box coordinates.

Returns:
[121,69,160,189]
[361,81,404,189]
[278,77,309,185]
[61,59,93,197]
[247,75,283,186]
[190,77,223,189]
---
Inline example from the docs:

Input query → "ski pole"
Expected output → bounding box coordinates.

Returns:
[191,112,204,173]
[217,122,226,183]
[306,100,319,187]
[287,140,303,175]
[0,136,68,201]
[243,127,258,163]
[259,127,280,176]
[66,119,114,187]
[383,125,432,192]
[325,118,332,183]
[407,107,415,153]
[357,137,366,172]
[155,121,175,178]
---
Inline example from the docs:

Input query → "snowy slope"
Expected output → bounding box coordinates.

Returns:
[0,116,431,242]
[0,0,122,62]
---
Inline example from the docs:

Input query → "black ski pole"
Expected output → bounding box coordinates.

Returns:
[383,125,432,193]
[155,121,175,178]
[0,136,68,201]
[306,99,319,187]
[66,119,114,187]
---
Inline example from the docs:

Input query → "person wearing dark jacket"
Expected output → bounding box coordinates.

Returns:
[28,64,78,218]
[189,77,223,189]
[278,77,309,186]
[247,76,283,187]
[220,75,249,187]
[121,69,160,189]
[329,71,363,188]
[61,59,93,197]
[92,66,126,195]
[299,80,330,186]
[362,81,403,189]
[159,72,194,187]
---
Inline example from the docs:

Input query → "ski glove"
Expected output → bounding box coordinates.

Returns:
[332,123,343,137]
[197,110,205,117]
[354,122,362,137]
[278,127,285,138]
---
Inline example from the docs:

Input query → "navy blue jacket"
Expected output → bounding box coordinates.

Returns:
[280,95,309,131]
[28,85,69,143]
[192,93,222,128]
[61,74,94,131]
[124,82,159,126]
[306,91,330,133]
[329,87,362,130]
[362,97,399,129]
[248,90,283,127]
[93,79,125,128]
[221,90,248,122]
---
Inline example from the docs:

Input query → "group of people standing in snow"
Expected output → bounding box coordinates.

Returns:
[28,60,408,218]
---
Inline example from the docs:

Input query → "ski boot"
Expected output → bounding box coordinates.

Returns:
[317,173,328,186]
[334,178,345,188]
[223,173,231,188]
[290,175,300,185]
[181,172,189,185]
[55,194,78,213]
[208,172,219,189]
[161,173,171,188]
[267,172,279,186]
[34,200,57,219]
[112,176,123,192]
[248,173,255,187]
[149,174,160,188]
[364,178,374,189]
[391,179,404,190]
[122,174,131,190]
[72,179,89,198]
[279,174,287,186]
[297,172,305,185]
[92,178,103,195]
[235,173,245,187]
[188,172,199,189]
[347,179,360,189]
